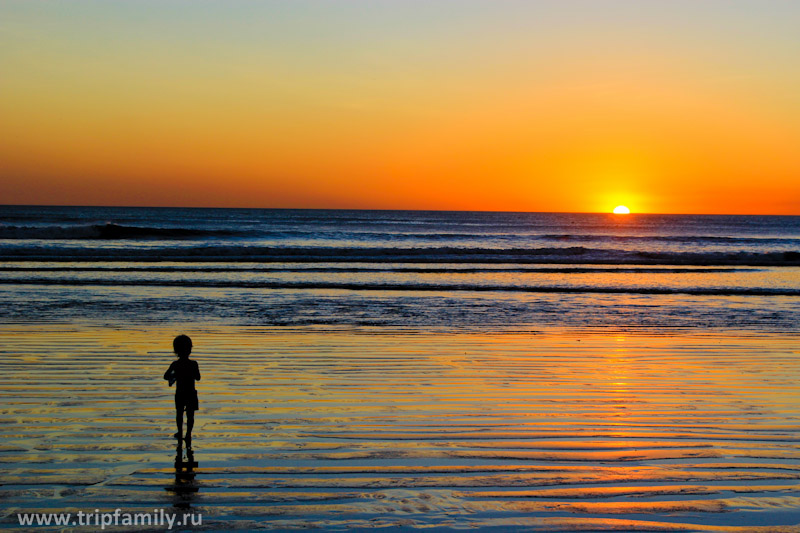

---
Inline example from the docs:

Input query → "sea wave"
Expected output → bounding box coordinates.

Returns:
[539,233,800,245]
[0,265,754,274]
[3,223,799,246]
[1,245,799,266]
[0,223,245,240]
[2,277,799,296]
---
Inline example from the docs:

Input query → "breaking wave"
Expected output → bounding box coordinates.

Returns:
[2,244,799,266]
[2,277,799,296]
[0,223,245,240]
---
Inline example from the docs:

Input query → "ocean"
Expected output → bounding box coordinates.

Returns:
[1,205,799,330]
[1,206,799,531]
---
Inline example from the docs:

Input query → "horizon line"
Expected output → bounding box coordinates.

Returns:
[1,203,798,218]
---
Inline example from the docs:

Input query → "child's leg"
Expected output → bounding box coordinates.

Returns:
[175,407,183,439]
[184,409,194,447]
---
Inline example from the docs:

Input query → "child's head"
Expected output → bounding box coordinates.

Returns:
[173,335,193,358]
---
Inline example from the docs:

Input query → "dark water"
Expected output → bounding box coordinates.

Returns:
[1,206,799,330]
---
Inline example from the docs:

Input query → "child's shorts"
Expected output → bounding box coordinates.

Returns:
[175,390,199,411]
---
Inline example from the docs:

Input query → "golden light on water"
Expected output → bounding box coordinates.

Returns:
[613,205,631,215]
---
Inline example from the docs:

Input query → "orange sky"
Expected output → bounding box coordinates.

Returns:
[1,2,799,214]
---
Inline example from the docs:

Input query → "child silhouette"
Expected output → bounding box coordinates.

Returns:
[164,335,201,448]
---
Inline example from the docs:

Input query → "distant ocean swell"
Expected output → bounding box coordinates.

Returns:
[2,244,799,265]
[0,223,241,240]
[2,223,800,246]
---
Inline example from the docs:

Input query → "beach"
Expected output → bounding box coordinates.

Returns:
[1,324,799,531]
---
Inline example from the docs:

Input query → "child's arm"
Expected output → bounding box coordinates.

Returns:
[194,361,201,381]
[164,361,176,383]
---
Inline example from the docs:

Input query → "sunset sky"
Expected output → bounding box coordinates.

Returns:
[2,1,799,214]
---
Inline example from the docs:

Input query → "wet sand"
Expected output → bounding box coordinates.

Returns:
[1,325,799,531]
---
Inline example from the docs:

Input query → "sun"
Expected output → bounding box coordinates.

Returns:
[613,205,631,214]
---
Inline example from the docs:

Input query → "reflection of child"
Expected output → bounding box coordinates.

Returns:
[164,335,201,448]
